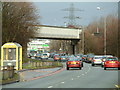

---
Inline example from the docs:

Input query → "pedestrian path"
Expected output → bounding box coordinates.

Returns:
[18,67,62,81]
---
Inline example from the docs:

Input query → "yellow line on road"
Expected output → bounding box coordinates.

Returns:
[115,85,120,88]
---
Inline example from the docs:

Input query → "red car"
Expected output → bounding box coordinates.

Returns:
[104,57,120,70]
[66,57,82,70]
[54,55,60,61]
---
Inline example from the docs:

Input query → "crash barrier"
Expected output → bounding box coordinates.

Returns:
[2,66,14,80]
[28,61,62,68]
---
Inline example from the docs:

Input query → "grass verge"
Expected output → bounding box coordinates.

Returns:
[23,61,63,69]
[23,57,63,69]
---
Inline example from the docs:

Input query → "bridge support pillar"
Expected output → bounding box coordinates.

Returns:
[71,40,79,55]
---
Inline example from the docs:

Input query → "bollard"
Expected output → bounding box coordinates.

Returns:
[2,69,5,80]
[11,66,14,78]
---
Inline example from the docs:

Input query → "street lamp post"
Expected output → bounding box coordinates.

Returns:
[97,7,106,55]
[82,27,84,54]
[104,16,107,55]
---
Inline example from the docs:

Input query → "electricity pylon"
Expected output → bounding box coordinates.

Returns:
[62,3,83,27]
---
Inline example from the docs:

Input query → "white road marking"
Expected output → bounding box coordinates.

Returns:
[61,82,65,84]
[82,74,84,75]
[77,76,80,77]
[48,86,53,88]
[71,78,74,80]
[85,72,88,74]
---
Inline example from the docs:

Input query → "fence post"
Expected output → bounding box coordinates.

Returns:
[2,69,5,80]
[11,66,14,78]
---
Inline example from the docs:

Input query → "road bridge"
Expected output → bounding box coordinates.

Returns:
[32,25,82,54]
[33,25,82,40]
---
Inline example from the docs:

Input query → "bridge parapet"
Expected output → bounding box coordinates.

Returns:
[34,25,82,40]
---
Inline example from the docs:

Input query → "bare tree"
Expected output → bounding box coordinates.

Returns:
[83,15,118,56]
[2,2,40,56]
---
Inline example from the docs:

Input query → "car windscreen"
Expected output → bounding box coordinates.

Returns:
[55,56,60,58]
[68,58,79,61]
[106,58,118,61]
[43,54,47,55]
[94,57,103,59]
[61,56,66,58]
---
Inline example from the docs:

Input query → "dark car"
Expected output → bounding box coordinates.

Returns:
[66,57,82,70]
[60,56,68,62]
[81,55,87,62]
[86,54,94,63]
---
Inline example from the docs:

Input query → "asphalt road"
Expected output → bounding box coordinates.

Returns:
[2,62,119,88]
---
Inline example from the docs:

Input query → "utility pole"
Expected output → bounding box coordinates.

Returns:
[104,17,107,55]
[82,27,84,54]
[62,3,83,27]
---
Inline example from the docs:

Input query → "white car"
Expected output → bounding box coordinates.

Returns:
[41,53,49,60]
[91,56,104,66]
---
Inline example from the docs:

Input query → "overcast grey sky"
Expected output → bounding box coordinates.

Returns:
[33,2,118,26]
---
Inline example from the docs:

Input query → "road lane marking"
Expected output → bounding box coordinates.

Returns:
[85,72,88,74]
[61,82,65,84]
[71,78,74,80]
[82,74,84,75]
[77,76,80,78]
[89,67,91,70]
[48,86,53,88]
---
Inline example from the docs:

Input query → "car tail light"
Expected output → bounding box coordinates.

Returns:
[115,61,119,63]
[105,61,110,64]
[76,62,80,64]
[93,60,96,62]
[67,62,71,64]
[82,57,84,59]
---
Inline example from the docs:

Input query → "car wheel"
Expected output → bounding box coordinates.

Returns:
[79,67,81,70]
[92,64,94,66]
[81,64,83,67]
[67,67,69,70]
[118,67,120,70]
[101,65,103,67]
[104,67,106,70]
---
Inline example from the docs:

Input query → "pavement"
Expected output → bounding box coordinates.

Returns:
[17,67,64,82]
